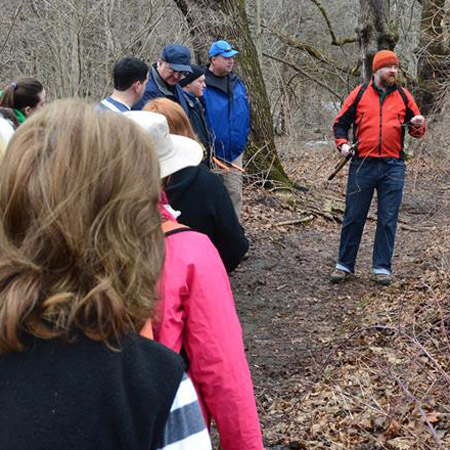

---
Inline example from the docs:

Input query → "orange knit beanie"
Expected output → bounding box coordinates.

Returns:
[372,50,399,72]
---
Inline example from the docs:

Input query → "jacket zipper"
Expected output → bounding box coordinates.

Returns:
[378,94,384,157]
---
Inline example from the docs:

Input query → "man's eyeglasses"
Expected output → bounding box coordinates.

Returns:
[162,61,189,76]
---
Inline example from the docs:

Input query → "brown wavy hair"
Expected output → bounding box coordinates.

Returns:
[0,99,164,353]
[143,97,197,139]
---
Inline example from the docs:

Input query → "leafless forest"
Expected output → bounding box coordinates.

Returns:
[2,0,450,448]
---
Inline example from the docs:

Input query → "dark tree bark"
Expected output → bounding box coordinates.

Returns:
[357,0,398,82]
[173,0,290,185]
[416,0,450,115]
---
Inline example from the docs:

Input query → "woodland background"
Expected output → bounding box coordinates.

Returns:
[0,0,442,175]
[2,1,450,449]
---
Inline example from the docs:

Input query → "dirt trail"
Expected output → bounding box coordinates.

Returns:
[232,149,450,448]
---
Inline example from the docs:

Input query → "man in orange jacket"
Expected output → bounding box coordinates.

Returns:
[330,50,426,285]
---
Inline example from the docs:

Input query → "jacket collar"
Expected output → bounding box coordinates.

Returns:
[151,63,174,96]
[371,77,398,96]
[183,90,196,107]
[205,69,230,94]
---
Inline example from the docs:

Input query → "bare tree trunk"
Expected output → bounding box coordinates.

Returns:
[416,0,450,114]
[255,0,262,62]
[173,0,290,185]
[357,0,398,82]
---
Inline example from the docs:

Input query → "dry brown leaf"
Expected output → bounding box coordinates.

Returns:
[425,411,440,423]
[382,419,401,440]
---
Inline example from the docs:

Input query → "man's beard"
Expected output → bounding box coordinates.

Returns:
[380,73,397,88]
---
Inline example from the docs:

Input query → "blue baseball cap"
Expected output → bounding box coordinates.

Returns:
[161,45,193,73]
[209,40,239,58]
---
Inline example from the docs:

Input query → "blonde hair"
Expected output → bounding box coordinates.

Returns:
[0,99,164,353]
[144,97,197,139]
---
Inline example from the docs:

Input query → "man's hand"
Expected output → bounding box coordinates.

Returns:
[339,143,352,157]
[410,115,425,127]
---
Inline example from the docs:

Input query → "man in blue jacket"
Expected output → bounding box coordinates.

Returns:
[133,45,192,112]
[203,40,250,219]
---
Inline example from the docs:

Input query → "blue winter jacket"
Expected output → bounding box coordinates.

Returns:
[132,63,189,113]
[203,70,250,162]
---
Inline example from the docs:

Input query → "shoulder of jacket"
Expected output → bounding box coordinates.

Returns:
[230,73,246,87]
[165,229,220,264]
[397,85,413,98]
[122,334,185,371]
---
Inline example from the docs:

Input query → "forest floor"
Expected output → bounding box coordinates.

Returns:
[231,137,450,450]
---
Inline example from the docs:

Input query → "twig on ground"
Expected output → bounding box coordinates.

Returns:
[275,215,314,227]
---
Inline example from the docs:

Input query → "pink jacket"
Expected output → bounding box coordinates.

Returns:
[143,221,263,450]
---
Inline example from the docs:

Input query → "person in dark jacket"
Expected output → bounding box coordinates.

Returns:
[166,163,248,273]
[133,45,192,112]
[142,98,249,272]
[179,65,213,165]
[0,99,211,450]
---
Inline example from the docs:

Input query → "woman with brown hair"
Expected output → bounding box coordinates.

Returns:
[143,97,248,273]
[0,77,46,123]
[0,99,211,450]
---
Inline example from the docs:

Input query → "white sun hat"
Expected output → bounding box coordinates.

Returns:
[124,111,203,179]
[0,117,14,156]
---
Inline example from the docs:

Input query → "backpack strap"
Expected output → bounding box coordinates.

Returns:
[353,82,369,109]
[353,82,408,110]
[397,86,408,109]
[347,82,369,153]
[161,220,190,236]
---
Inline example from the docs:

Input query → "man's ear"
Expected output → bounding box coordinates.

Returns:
[22,106,32,117]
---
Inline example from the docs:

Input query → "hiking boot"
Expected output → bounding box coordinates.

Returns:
[330,269,350,284]
[375,273,392,286]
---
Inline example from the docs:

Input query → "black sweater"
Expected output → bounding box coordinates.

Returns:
[166,164,249,272]
[0,333,183,450]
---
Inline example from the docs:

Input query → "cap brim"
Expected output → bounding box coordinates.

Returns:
[159,134,203,179]
[220,49,238,57]
[170,64,193,73]
[211,49,239,58]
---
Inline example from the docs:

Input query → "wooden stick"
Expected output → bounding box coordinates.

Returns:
[275,215,314,226]
[212,157,230,171]
[212,156,246,173]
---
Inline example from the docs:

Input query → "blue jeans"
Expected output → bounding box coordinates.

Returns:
[336,157,406,275]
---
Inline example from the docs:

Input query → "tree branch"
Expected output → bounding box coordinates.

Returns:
[262,51,343,101]
[308,0,357,46]
[261,23,355,75]
[0,0,26,59]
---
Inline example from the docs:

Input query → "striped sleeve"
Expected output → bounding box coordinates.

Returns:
[157,373,212,450]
